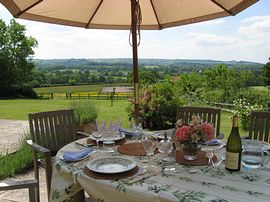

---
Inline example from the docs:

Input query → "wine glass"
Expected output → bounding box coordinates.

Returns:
[93,132,102,150]
[142,134,157,170]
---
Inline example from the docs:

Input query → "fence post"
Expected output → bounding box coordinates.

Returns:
[51,93,53,99]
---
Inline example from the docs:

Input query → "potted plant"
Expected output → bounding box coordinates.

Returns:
[69,100,98,134]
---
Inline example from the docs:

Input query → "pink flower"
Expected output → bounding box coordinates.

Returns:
[201,122,215,141]
[176,126,191,142]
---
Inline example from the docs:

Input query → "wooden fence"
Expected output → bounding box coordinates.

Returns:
[37,92,132,100]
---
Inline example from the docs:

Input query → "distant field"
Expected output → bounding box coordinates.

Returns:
[34,84,101,93]
[249,86,269,91]
[0,99,246,139]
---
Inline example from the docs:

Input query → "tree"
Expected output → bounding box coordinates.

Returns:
[262,61,270,86]
[0,19,38,97]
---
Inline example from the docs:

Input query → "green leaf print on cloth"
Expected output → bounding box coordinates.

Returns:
[240,174,260,182]
[173,190,207,202]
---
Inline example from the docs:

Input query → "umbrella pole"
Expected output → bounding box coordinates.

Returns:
[131,0,140,124]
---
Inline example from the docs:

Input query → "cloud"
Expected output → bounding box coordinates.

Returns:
[238,15,270,39]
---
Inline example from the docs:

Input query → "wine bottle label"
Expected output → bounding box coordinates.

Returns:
[225,151,240,170]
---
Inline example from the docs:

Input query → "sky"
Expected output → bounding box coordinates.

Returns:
[0,1,269,63]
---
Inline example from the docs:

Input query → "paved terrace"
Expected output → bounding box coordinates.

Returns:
[0,120,48,201]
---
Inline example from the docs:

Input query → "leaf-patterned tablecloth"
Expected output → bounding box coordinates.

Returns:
[50,138,270,202]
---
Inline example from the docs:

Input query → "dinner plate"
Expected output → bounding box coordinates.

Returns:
[199,139,221,146]
[59,152,91,162]
[89,132,125,142]
[262,142,270,151]
[87,156,136,174]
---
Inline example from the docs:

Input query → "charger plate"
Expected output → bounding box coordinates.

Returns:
[117,142,159,156]
[176,150,218,166]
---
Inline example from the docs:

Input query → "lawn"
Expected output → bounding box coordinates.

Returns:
[0,99,130,128]
[0,99,247,139]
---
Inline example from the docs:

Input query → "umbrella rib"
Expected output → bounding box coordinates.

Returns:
[150,0,162,30]
[15,0,43,18]
[211,0,234,16]
[85,0,104,28]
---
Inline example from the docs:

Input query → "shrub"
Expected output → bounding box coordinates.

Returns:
[128,79,183,130]
[233,98,264,130]
[70,100,98,124]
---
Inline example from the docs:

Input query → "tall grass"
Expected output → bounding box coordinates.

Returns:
[0,134,33,180]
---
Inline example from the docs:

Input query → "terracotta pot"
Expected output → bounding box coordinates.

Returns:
[76,121,97,134]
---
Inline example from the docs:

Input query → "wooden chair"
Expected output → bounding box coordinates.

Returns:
[27,109,87,201]
[176,106,222,138]
[248,111,270,143]
[0,179,39,202]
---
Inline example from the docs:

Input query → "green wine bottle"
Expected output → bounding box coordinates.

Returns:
[225,115,242,171]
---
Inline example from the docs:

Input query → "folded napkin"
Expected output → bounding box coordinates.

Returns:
[200,139,221,145]
[119,128,136,137]
[62,148,93,162]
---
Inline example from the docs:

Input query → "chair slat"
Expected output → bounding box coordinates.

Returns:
[249,111,270,143]
[176,106,221,137]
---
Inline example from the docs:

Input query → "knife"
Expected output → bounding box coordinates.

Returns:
[74,141,94,148]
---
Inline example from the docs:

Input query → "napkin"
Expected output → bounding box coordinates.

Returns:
[62,148,93,162]
[200,139,221,145]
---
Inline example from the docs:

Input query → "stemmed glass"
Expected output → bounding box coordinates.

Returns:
[142,134,157,170]
[93,132,102,149]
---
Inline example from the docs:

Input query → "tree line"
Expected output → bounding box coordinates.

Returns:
[0,19,269,99]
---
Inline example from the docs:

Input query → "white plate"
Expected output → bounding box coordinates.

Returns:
[87,156,136,174]
[152,132,165,139]
[199,139,221,146]
[89,132,125,142]
[263,142,270,151]
[59,153,91,162]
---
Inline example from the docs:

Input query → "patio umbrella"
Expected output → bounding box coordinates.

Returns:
[0,0,258,123]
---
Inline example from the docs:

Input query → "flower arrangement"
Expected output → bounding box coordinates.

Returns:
[175,115,215,146]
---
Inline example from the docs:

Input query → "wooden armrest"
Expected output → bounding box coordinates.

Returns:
[26,140,50,156]
[76,131,90,139]
[0,179,38,190]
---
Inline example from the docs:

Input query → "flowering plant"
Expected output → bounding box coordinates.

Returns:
[175,115,215,146]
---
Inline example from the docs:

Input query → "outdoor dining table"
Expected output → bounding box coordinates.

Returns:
[49,137,270,202]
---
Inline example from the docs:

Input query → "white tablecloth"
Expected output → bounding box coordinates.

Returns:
[50,138,270,202]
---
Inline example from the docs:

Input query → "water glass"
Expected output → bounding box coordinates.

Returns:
[103,137,115,153]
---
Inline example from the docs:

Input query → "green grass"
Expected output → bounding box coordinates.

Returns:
[34,84,102,93]
[220,111,246,138]
[0,99,248,139]
[0,99,130,128]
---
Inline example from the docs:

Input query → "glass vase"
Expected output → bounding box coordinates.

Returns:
[181,143,201,161]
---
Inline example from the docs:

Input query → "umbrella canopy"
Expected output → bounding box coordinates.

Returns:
[0,0,258,122]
